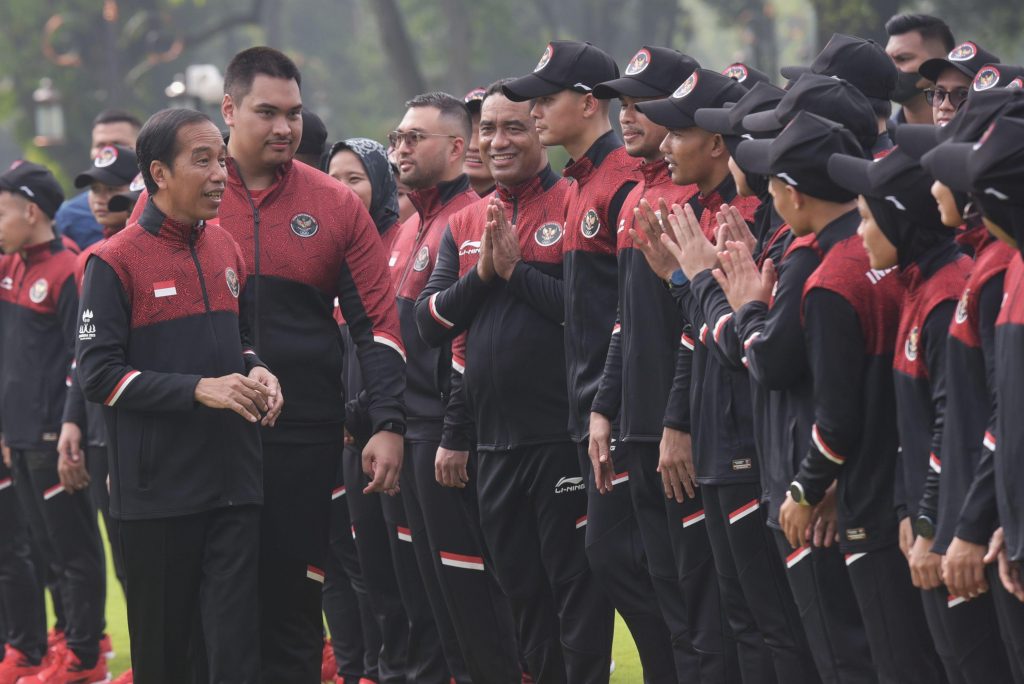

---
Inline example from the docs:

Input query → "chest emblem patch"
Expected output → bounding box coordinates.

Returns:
[291,213,319,238]
[226,268,240,298]
[535,222,563,246]
[954,288,970,325]
[580,209,601,239]
[29,278,48,304]
[904,326,919,362]
[413,245,430,271]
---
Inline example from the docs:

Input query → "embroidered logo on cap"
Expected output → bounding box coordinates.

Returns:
[534,221,563,246]
[948,42,978,62]
[672,71,699,99]
[1009,78,1024,89]
[413,245,430,271]
[29,278,48,304]
[580,209,601,238]
[625,49,651,76]
[290,213,319,238]
[722,63,749,83]
[973,65,1001,91]
[94,146,118,168]
[535,44,553,72]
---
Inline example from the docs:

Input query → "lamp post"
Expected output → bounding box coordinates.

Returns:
[32,77,65,147]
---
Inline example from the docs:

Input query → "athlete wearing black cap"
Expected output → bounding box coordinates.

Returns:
[463,87,494,196]
[503,40,678,681]
[918,41,1000,127]
[704,86,877,684]
[744,112,941,683]
[591,46,725,684]
[639,69,819,683]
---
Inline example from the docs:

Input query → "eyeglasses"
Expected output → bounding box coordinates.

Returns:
[925,87,969,108]
[387,130,458,149]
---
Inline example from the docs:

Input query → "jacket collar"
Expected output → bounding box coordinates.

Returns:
[816,208,861,255]
[20,237,63,266]
[138,198,205,243]
[409,174,472,220]
[563,130,623,183]
[497,165,559,203]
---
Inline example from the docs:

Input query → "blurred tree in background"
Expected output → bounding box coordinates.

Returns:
[0,0,1021,186]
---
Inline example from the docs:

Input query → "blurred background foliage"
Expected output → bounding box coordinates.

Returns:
[0,0,1021,186]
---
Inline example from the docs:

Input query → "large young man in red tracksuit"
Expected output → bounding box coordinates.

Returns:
[219,48,407,681]
[389,92,519,683]
[641,70,818,684]
[701,84,878,684]
[0,162,109,684]
[744,112,940,683]
[416,82,610,684]
[503,40,677,682]
[77,108,282,683]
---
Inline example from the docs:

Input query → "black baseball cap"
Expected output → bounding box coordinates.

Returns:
[74,145,138,189]
[920,142,976,192]
[464,87,486,114]
[107,172,146,213]
[780,33,897,105]
[0,161,64,219]
[734,110,864,202]
[897,87,1024,159]
[919,41,1000,83]
[721,63,772,89]
[742,73,877,152]
[594,47,700,99]
[828,146,941,219]
[965,116,1024,204]
[695,82,786,136]
[970,64,1024,96]
[297,110,328,158]
[636,69,749,130]
[503,41,619,100]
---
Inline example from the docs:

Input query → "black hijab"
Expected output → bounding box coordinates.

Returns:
[324,137,400,235]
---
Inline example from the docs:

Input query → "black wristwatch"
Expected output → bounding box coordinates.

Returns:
[789,481,810,507]
[377,420,406,436]
[914,514,936,540]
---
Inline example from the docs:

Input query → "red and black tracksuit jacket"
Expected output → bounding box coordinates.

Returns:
[994,252,1024,562]
[561,131,638,441]
[219,160,405,443]
[933,236,1014,554]
[732,222,830,528]
[893,243,970,525]
[389,175,479,444]
[793,220,904,552]
[415,166,570,451]
[0,238,77,450]
[591,160,696,440]
[668,176,762,484]
[76,200,265,520]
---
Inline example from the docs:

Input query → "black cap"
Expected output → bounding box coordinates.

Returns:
[636,69,749,129]
[920,142,976,192]
[966,116,1024,204]
[898,87,1024,160]
[780,33,897,104]
[107,172,146,213]
[74,145,138,189]
[297,110,328,158]
[734,110,865,202]
[742,73,877,152]
[721,63,772,89]
[970,63,1024,96]
[694,81,786,137]
[464,87,486,114]
[919,41,1001,83]
[593,47,700,99]
[0,161,64,219]
[503,41,619,100]
[828,147,941,218]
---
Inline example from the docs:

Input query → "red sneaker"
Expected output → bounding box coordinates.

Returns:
[98,636,113,662]
[33,648,109,684]
[110,669,132,684]
[45,632,64,650]
[321,639,337,680]
[0,646,44,684]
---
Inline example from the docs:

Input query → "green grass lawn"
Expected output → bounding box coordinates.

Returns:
[81,522,642,680]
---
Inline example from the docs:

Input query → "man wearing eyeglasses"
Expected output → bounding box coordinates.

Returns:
[918,41,1001,127]
[385,92,521,683]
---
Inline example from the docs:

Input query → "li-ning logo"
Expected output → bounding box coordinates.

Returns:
[554,476,585,494]
[458,240,481,256]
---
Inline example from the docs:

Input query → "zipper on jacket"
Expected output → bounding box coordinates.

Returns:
[231,159,262,352]
[396,221,428,297]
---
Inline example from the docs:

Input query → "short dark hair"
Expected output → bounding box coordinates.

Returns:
[92,109,142,130]
[224,46,302,103]
[483,78,516,104]
[136,108,215,194]
[884,14,955,52]
[405,91,472,140]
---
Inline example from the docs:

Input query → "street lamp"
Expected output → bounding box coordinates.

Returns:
[32,77,65,147]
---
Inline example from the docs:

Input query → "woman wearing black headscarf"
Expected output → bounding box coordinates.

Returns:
[325,138,401,236]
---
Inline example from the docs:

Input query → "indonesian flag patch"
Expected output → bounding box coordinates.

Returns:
[153,280,177,298]
[306,565,325,584]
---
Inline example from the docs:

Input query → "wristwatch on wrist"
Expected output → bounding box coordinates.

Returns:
[377,421,406,436]
[914,514,936,540]
[789,481,811,507]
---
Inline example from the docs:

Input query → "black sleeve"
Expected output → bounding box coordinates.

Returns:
[956,276,1004,543]
[590,311,622,420]
[77,257,201,411]
[61,363,87,428]
[416,227,492,347]
[439,363,474,451]
[794,288,866,504]
[505,260,564,324]
[236,258,267,373]
[57,274,84,427]
[690,270,745,370]
[736,249,818,390]
[918,300,955,519]
[607,181,637,234]
[663,328,694,432]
